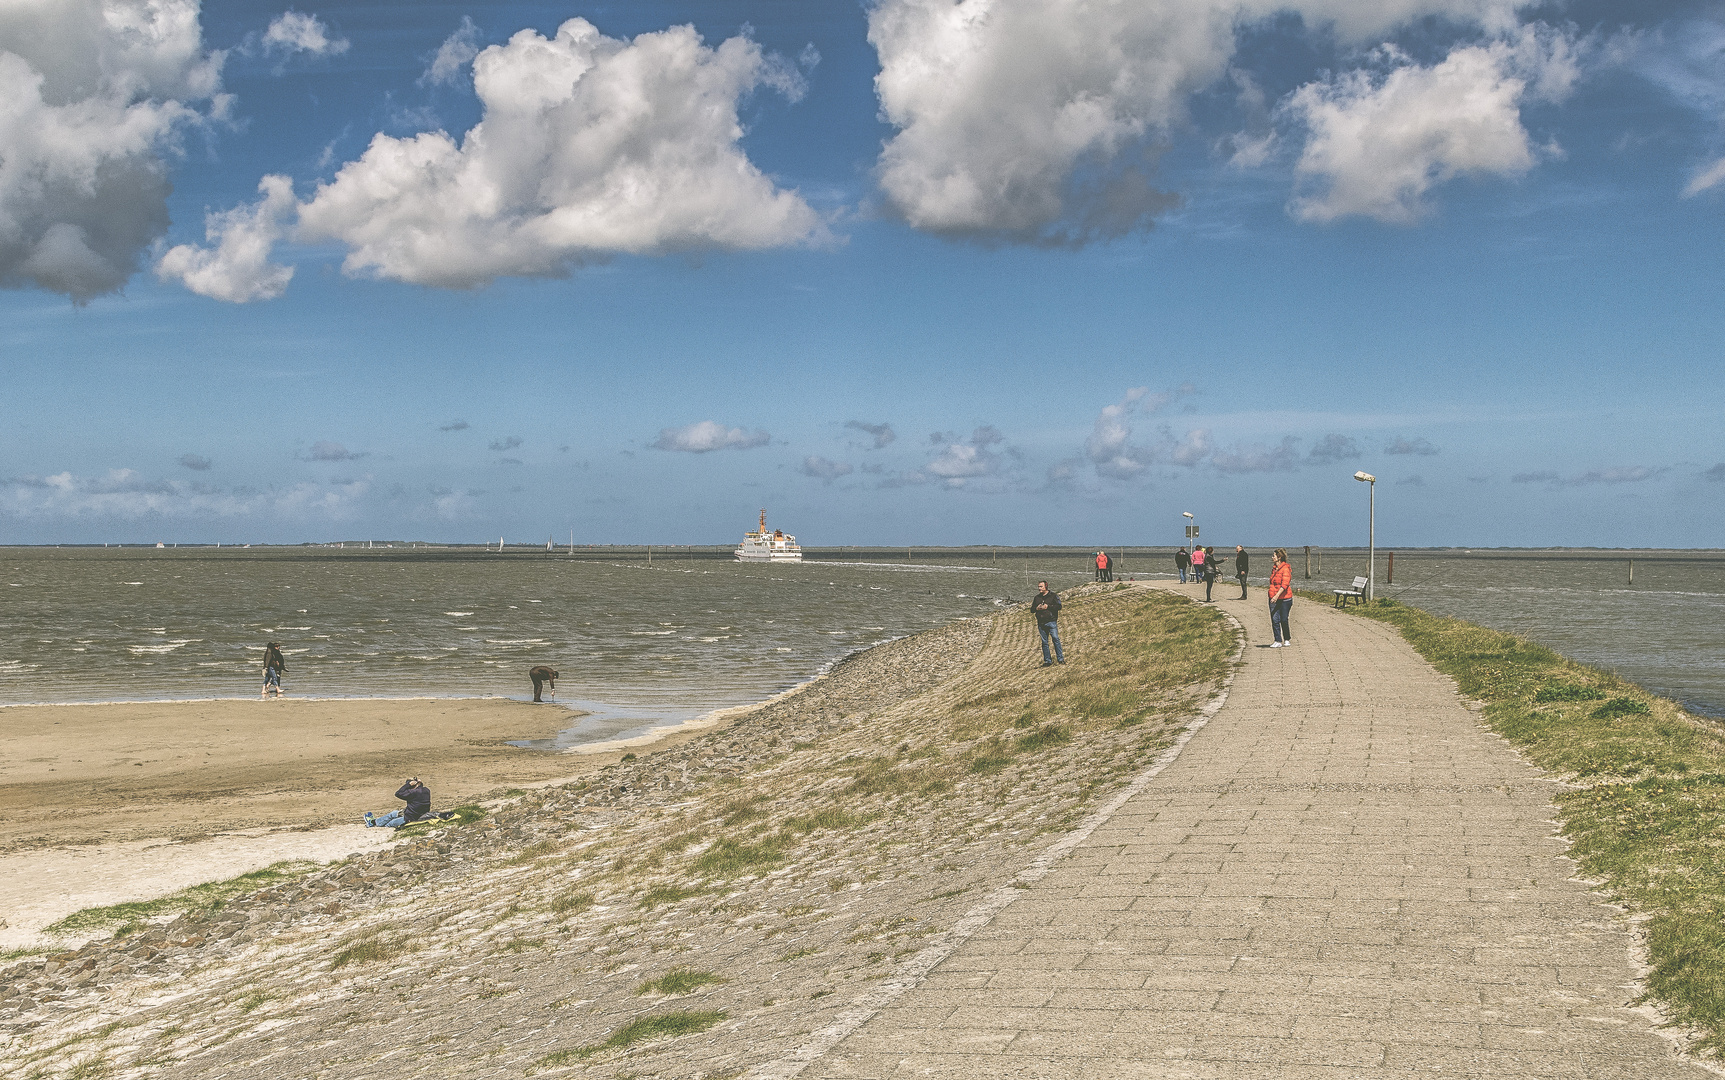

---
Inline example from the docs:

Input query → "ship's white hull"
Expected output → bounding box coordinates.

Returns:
[735,540,802,562]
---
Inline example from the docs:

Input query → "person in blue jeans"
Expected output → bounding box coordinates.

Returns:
[1031,581,1064,666]
[365,777,432,828]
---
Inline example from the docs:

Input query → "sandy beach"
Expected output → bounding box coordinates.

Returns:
[0,697,600,855]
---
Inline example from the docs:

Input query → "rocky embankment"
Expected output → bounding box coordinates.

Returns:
[0,585,1232,1079]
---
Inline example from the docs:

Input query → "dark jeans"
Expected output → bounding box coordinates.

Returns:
[1037,620,1064,664]
[1178,567,1187,582]
[1270,598,1292,643]
[1238,572,1249,598]
[1204,575,1215,601]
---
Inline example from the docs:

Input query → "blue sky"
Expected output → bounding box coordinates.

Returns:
[1,0,1722,547]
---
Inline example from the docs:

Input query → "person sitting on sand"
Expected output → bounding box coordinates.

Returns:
[261,642,286,699]
[529,665,559,703]
[365,777,434,828]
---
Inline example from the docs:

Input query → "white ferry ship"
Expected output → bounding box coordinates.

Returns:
[735,509,803,562]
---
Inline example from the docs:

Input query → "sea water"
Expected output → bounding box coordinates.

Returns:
[0,548,1085,744]
[2,547,1720,744]
[1270,549,1725,718]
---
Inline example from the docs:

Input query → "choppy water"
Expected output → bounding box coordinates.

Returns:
[0,548,1092,745]
[2,548,1720,746]
[1268,549,1725,718]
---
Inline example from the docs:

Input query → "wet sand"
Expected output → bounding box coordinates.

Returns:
[0,697,596,854]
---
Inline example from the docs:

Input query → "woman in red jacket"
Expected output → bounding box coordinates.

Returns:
[1268,549,1293,647]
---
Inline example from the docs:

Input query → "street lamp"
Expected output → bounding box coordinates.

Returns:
[1354,471,1376,601]
[1181,511,1195,551]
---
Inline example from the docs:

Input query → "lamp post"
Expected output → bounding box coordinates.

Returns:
[1354,471,1376,601]
[1181,512,1195,568]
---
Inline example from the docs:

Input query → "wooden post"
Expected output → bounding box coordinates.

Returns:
[1629,558,1634,584]
[1304,546,1311,579]
[1387,552,1394,584]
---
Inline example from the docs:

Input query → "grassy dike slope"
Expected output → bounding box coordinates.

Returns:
[1331,594,1725,1057]
[0,584,1231,1080]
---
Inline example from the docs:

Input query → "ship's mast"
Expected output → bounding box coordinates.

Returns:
[758,508,767,534]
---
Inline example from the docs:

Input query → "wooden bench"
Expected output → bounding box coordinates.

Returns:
[1333,576,1369,607]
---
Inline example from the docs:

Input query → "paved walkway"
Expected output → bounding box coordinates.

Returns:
[807,583,1708,1078]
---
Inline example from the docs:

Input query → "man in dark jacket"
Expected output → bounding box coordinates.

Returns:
[365,777,433,828]
[529,665,559,703]
[1235,546,1250,599]
[1031,581,1064,666]
[1175,548,1190,583]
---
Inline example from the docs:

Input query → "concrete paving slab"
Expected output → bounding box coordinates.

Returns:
[768,584,1709,1079]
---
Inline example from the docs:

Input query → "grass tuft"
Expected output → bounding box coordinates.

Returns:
[549,890,595,916]
[635,968,726,996]
[639,884,711,910]
[692,836,788,876]
[536,1010,727,1065]
[46,861,316,936]
[330,932,409,969]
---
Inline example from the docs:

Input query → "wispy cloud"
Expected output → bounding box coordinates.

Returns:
[0,469,371,520]
[1706,463,1725,482]
[1384,436,1440,456]
[488,436,523,452]
[1307,433,1360,463]
[651,421,770,453]
[421,16,480,87]
[801,456,853,481]
[302,441,367,462]
[844,420,896,449]
[178,454,213,472]
[1513,465,1666,487]
[439,420,469,432]
[263,11,350,59]
[1211,436,1300,474]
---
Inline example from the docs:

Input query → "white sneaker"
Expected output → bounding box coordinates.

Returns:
[1270,642,1283,648]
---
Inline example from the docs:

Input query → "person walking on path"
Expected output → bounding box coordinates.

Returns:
[261,641,286,699]
[1175,547,1190,583]
[1235,545,1250,599]
[1031,581,1064,666]
[529,665,559,703]
[1189,545,1206,588]
[1201,546,1219,602]
[1094,551,1106,582]
[1268,548,1293,647]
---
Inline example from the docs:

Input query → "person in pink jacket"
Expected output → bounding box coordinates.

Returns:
[1268,549,1293,647]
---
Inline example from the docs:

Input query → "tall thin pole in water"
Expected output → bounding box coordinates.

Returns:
[1629,558,1634,584]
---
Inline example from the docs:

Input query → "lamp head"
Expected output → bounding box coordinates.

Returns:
[1182,512,1194,519]
[1354,471,1376,483]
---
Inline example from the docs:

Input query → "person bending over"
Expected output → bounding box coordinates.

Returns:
[529,665,559,703]
[1031,581,1065,666]
[365,777,432,828]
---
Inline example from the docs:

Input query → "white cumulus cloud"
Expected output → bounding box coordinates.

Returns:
[0,0,226,302]
[651,421,770,453]
[295,18,826,288]
[1284,28,1579,224]
[262,11,348,58]
[155,174,297,301]
[868,0,1536,243]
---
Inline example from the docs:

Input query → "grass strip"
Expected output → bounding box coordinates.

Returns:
[535,1009,727,1067]
[1334,594,1725,1053]
[44,861,318,937]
